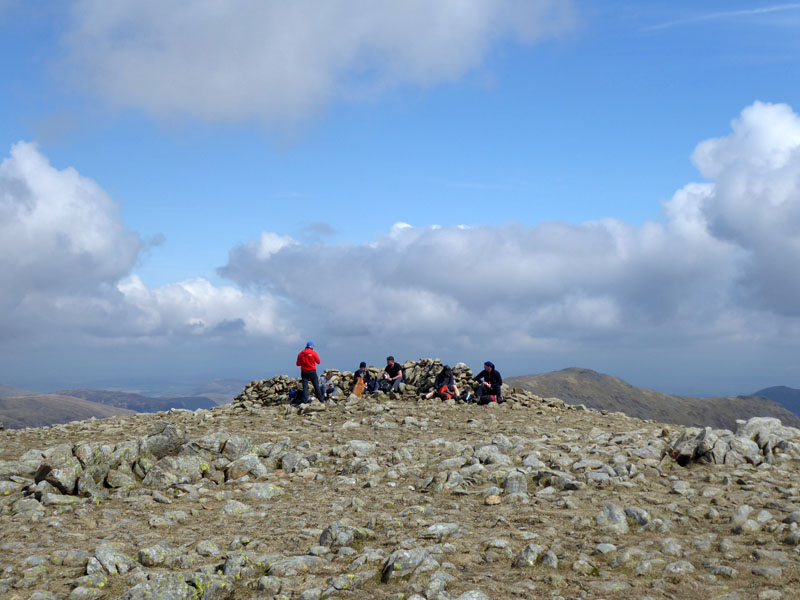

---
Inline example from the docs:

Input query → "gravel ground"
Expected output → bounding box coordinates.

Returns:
[1,391,799,600]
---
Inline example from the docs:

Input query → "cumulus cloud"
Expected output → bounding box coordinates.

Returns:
[0,143,291,345]
[691,101,800,315]
[0,142,142,308]
[62,0,575,123]
[4,100,800,379]
[117,275,294,340]
[220,101,800,350]
[219,215,732,347]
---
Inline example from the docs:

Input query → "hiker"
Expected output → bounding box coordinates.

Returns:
[320,370,338,404]
[471,361,503,404]
[382,356,404,392]
[425,365,459,401]
[295,342,323,404]
[352,362,376,394]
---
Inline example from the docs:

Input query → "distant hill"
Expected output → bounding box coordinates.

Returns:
[749,386,800,417]
[58,389,217,413]
[0,386,218,430]
[0,395,136,429]
[0,384,34,399]
[507,368,800,430]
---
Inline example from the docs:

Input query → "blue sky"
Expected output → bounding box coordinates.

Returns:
[2,1,800,396]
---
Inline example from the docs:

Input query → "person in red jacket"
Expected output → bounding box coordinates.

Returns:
[296,341,323,404]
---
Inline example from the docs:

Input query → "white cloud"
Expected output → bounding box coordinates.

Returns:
[644,4,800,32]
[62,0,575,124]
[0,142,291,345]
[692,101,800,315]
[0,142,142,307]
[219,102,800,350]
[220,212,732,347]
[251,232,297,260]
[117,275,296,340]
[4,101,800,386]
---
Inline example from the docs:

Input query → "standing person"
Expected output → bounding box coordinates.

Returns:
[383,356,404,392]
[425,365,459,401]
[296,342,323,404]
[471,361,502,404]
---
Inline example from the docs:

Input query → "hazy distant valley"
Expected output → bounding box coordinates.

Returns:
[0,380,245,430]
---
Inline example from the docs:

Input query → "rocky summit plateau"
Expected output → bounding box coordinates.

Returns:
[1,359,799,600]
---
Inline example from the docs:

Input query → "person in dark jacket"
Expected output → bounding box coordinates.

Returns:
[296,342,323,404]
[425,365,459,400]
[352,361,375,393]
[472,361,502,404]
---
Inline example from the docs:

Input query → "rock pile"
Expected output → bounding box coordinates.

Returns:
[236,359,497,406]
[1,362,799,599]
[668,417,800,467]
[1,422,318,505]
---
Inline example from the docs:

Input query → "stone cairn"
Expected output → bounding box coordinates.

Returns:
[236,358,508,406]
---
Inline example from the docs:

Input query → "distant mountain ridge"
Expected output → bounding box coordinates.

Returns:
[507,368,800,430]
[0,395,135,429]
[749,386,800,417]
[0,385,232,430]
[0,384,34,399]
[58,389,217,413]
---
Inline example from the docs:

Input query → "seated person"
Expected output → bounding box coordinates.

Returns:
[382,355,404,392]
[320,371,338,402]
[425,365,459,400]
[471,361,502,404]
[352,362,376,393]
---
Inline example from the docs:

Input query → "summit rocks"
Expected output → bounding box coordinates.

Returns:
[236,359,482,406]
[668,417,800,467]
[0,361,798,599]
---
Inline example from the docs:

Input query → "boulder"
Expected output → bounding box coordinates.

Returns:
[667,418,800,467]
[34,445,82,494]
[138,422,185,460]
[142,455,205,488]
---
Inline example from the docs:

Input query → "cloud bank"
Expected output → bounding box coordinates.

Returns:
[62,0,575,124]
[2,101,799,384]
[0,143,292,345]
[220,101,800,349]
